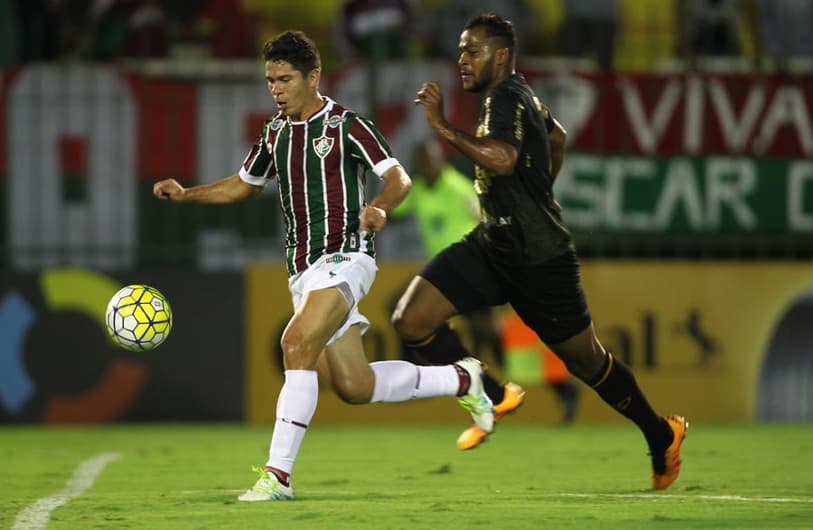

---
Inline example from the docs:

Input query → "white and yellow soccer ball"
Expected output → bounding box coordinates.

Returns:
[105,284,173,351]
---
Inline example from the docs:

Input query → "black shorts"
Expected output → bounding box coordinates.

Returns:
[420,231,591,345]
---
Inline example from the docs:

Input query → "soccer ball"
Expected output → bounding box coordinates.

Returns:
[105,284,173,351]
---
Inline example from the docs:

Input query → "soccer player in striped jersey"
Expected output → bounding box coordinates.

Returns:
[153,30,495,501]
[394,13,687,489]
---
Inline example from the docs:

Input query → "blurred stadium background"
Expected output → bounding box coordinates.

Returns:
[1,0,812,427]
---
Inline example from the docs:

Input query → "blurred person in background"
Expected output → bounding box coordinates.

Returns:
[153,30,494,501]
[502,312,581,424]
[392,139,480,262]
[336,0,415,60]
[193,0,257,58]
[599,0,678,72]
[560,0,619,70]
[77,0,169,60]
[676,0,757,65]
[400,12,687,489]
[243,1,343,70]
[431,0,531,58]
[753,0,813,71]
[14,0,87,61]
[334,0,416,128]
[1,0,19,66]
[390,138,527,449]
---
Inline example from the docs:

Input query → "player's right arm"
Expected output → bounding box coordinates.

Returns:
[415,81,517,176]
[153,174,263,203]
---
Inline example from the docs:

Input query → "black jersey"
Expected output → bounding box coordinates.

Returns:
[473,73,573,263]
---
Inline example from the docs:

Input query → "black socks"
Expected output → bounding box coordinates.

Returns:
[589,353,670,449]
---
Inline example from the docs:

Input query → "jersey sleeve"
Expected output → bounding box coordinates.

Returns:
[483,86,526,149]
[346,115,399,179]
[238,120,276,186]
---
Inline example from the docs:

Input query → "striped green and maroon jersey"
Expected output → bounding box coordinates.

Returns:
[238,97,400,276]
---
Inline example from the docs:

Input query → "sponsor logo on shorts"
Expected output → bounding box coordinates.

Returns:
[325,254,351,264]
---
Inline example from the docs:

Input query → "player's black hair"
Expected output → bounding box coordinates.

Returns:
[464,13,516,58]
[263,31,321,77]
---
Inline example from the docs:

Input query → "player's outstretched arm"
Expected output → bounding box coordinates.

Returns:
[153,174,263,204]
[415,81,517,175]
[360,165,412,232]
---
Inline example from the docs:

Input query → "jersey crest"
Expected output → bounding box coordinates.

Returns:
[243,98,390,276]
[313,135,334,159]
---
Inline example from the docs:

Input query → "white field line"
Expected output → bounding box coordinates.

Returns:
[12,452,122,530]
[173,489,813,505]
[177,489,244,494]
[547,492,813,504]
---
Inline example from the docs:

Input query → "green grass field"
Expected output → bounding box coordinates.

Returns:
[1,423,812,529]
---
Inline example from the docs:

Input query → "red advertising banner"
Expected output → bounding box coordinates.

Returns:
[124,75,198,181]
[1,63,811,268]
[2,64,811,175]
[521,70,813,157]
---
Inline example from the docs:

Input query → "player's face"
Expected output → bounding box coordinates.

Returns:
[457,27,498,93]
[265,60,319,120]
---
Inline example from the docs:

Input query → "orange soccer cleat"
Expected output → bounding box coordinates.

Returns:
[456,382,526,450]
[651,414,688,490]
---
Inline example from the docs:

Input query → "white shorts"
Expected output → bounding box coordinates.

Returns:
[287,252,378,345]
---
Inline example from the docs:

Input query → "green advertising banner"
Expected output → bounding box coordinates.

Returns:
[557,154,813,236]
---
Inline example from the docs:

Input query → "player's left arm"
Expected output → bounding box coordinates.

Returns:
[154,174,262,203]
[435,124,517,177]
[548,117,567,182]
[415,81,517,176]
[347,114,412,232]
[360,165,412,232]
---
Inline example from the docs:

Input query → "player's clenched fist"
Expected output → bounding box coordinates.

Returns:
[359,204,387,232]
[414,81,447,132]
[415,81,442,104]
[153,178,186,201]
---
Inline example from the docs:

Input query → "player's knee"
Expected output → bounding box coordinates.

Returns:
[390,307,406,333]
[549,325,607,381]
[556,348,606,382]
[280,328,318,369]
[391,306,423,340]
